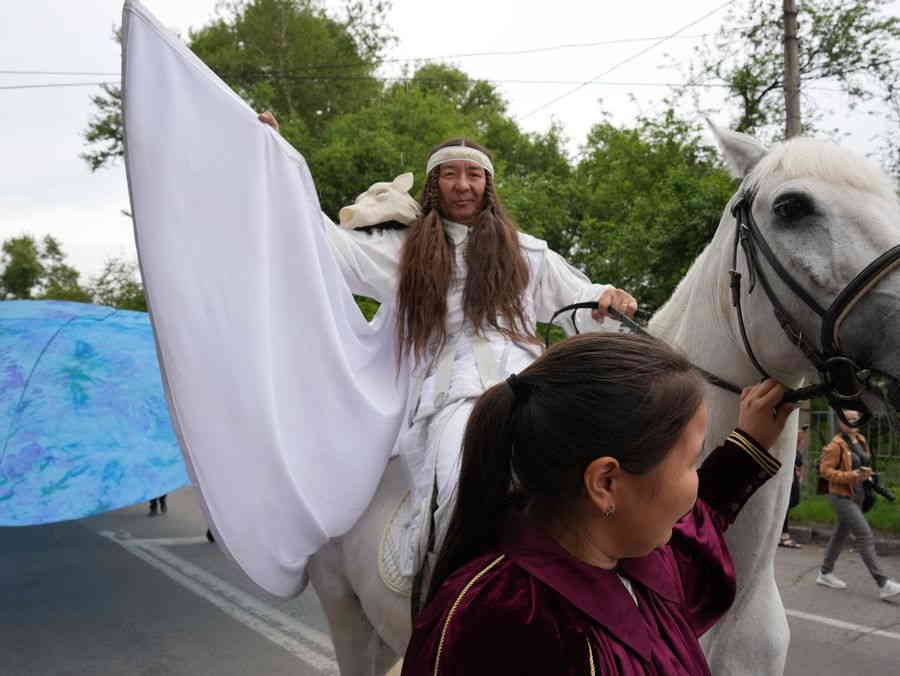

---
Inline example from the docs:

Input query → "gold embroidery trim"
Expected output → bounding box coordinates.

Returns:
[586,637,596,675]
[728,431,779,475]
[434,554,506,676]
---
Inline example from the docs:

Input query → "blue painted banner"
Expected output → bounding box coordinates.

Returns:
[0,300,188,525]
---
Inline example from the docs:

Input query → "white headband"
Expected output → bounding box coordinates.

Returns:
[426,145,494,176]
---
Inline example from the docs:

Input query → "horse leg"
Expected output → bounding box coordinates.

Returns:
[308,543,400,676]
[341,457,413,654]
[702,574,790,676]
[701,467,793,676]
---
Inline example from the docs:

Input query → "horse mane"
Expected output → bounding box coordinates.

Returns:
[745,137,898,203]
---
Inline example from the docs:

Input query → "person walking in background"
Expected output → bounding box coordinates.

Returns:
[816,412,900,600]
[779,424,807,548]
[148,494,167,517]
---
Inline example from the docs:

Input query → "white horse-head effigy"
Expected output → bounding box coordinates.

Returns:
[307,125,900,675]
[337,172,421,230]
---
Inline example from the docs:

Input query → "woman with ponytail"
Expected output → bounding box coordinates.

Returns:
[401,333,794,675]
[258,115,638,582]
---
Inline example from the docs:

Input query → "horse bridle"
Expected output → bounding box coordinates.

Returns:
[548,189,900,427]
[728,190,900,426]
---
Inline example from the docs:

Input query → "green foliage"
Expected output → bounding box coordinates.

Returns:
[563,111,735,312]
[81,84,124,172]
[676,0,900,145]
[0,235,91,302]
[308,63,570,218]
[1,236,146,310]
[189,0,385,134]
[90,258,147,311]
[82,0,393,171]
[1,236,44,299]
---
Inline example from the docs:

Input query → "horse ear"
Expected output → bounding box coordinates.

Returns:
[392,172,414,193]
[707,119,768,179]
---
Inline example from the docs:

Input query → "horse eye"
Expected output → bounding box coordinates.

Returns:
[773,193,815,221]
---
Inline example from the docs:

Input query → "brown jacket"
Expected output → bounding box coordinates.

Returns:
[818,432,867,498]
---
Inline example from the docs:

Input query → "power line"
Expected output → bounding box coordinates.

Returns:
[0,82,115,90]
[0,77,848,92]
[368,33,719,66]
[0,70,119,76]
[0,31,723,80]
[521,0,735,120]
[0,78,727,91]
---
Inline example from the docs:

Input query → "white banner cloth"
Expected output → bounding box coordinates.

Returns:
[122,0,410,597]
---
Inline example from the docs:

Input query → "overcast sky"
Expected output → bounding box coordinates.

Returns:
[2,0,897,280]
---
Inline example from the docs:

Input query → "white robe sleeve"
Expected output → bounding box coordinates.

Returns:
[535,249,615,335]
[320,212,405,303]
[122,0,410,598]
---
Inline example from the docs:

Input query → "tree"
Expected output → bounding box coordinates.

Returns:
[563,111,735,313]
[309,63,572,219]
[89,258,147,311]
[675,0,900,144]
[0,235,91,302]
[82,0,394,171]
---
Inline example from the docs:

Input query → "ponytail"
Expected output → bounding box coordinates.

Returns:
[419,333,705,608]
[423,379,520,605]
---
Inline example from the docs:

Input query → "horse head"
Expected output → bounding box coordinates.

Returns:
[711,123,900,424]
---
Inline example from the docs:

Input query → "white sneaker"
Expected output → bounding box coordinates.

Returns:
[879,579,900,600]
[816,571,847,589]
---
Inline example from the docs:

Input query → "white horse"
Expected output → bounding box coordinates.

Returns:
[307,125,900,675]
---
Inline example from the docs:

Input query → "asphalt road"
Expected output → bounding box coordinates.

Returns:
[1,487,897,675]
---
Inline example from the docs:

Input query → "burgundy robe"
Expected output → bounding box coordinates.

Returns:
[401,430,780,675]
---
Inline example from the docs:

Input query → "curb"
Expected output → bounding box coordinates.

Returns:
[788,525,900,557]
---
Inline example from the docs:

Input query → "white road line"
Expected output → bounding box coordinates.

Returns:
[786,608,900,642]
[108,534,900,663]
[98,531,338,674]
[139,539,335,655]
[126,536,209,546]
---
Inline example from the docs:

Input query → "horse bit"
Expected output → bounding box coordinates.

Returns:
[548,189,900,428]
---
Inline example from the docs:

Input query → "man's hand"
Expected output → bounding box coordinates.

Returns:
[854,467,875,483]
[592,287,638,322]
[258,111,280,132]
[737,379,795,450]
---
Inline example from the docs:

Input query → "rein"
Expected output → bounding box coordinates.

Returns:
[545,302,744,397]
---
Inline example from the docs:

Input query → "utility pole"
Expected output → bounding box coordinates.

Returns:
[783,0,801,138]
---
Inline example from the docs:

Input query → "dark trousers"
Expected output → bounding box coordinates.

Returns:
[821,494,886,586]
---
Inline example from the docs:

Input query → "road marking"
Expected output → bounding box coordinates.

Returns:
[786,608,900,642]
[98,531,338,674]
[106,534,900,663]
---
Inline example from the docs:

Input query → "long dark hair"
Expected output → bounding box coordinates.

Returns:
[424,332,705,605]
[395,138,534,364]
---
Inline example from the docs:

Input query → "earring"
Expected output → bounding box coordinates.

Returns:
[603,504,616,519]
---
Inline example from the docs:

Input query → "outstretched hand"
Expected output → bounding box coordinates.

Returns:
[258,110,280,132]
[738,379,795,450]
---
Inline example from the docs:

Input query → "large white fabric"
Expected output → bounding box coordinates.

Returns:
[122,0,411,597]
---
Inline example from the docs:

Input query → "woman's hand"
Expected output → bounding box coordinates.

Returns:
[593,287,637,322]
[737,379,795,450]
[258,111,280,132]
